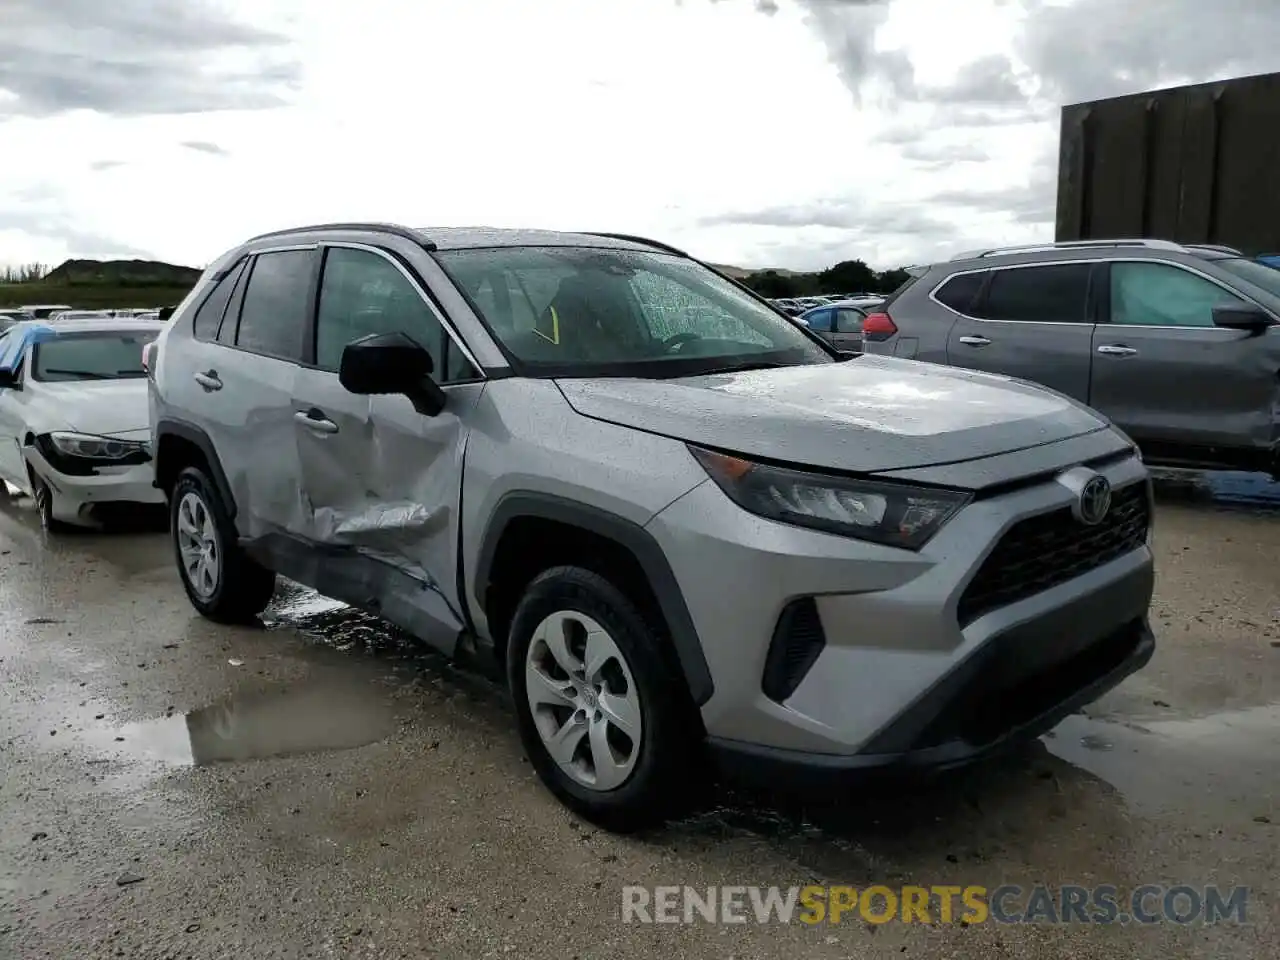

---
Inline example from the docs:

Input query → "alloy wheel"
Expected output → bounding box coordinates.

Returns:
[524,610,643,791]
[176,491,221,599]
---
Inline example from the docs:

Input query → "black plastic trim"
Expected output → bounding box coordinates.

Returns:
[761,597,826,703]
[153,419,237,518]
[474,492,714,705]
[708,618,1154,790]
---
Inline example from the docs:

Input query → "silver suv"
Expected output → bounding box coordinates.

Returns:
[147,224,1156,830]
[863,239,1280,477]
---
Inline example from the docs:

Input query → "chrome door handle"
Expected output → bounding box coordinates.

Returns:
[1097,344,1138,356]
[958,335,991,346]
[294,411,338,434]
[193,371,222,391]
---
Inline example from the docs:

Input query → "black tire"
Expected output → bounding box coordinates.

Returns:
[171,466,276,623]
[506,565,699,832]
[30,471,72,533]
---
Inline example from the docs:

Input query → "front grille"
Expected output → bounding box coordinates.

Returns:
[761,598,826,703]
[957,481,1149,626]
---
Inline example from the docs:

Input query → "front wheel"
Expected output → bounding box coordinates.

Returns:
[507,566,698,832]
[171,466,276,623]
[30,471,72,533]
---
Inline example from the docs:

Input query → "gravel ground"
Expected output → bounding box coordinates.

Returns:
[1,474,1277,959]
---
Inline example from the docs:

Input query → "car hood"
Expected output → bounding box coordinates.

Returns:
[32,378,151,436]
[555,356,1110,474]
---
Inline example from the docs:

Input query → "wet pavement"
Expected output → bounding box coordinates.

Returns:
[1,474,1277,959]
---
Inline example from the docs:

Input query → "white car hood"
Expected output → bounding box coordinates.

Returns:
[31,379,151,436]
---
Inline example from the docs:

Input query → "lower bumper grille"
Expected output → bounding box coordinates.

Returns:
[958,481,1150,626]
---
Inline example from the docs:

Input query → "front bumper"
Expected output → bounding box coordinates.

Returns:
[25,445,164,521]
[707,616,1153,788]
[645,445,1155,763]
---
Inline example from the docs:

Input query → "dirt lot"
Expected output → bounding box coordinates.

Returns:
[1,474,1277,959]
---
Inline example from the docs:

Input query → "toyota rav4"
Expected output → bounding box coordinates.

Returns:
[147,224,1156,830]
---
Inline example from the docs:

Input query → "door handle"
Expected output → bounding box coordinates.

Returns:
[958,335,991,346]
[193,370,222,391]
[1096,344,1138,357]
[294,410,339,434]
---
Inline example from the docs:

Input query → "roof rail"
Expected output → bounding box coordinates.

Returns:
[951,238,1186,260]
[247,222,436,251]
[1184,243,1243,255]
[583,232,689,257]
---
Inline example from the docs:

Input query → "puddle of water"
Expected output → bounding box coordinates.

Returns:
[1045,704,1280,816]
[82,684,397,767]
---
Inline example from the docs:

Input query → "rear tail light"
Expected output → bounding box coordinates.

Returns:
[861,311,898,341]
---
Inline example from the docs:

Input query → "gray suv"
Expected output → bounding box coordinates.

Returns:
[147,224,1155,830]
[864,239,1280,476]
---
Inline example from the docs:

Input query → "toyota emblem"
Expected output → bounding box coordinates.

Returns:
[1077,475,1112,526]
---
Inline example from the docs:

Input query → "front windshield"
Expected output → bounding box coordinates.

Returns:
[32,331,157,382]
[434,246,833,377]
[1215,257,1280,299]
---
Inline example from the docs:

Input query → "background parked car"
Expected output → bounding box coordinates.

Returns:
[0,317,164,529]
[799,300,868,352]
[864,238,1280,476]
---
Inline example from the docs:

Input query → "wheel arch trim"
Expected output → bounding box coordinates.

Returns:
[475,492,714,706]
[154,418,237,519]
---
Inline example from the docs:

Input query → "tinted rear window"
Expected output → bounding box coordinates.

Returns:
[192,260,246,340]
[975,264,1091,324]
[234,251,314,361]
[933,272,985,313]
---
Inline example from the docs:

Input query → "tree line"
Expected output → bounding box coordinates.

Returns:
[739,259,911,299]
[0,264,51,283]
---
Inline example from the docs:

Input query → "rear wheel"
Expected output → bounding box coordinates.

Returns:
[171,466,276,622]
[507,566,697,832]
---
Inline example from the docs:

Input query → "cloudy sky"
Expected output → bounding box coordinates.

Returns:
[2,0,1278,273]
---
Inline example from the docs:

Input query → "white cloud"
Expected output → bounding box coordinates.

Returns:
[1,0,1279,273]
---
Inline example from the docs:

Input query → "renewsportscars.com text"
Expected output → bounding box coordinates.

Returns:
[622,884,1249,925]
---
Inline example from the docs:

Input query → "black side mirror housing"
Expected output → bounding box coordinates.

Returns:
[1212,303,1273,332]
[0,369,17,389]
[339,331,446,416]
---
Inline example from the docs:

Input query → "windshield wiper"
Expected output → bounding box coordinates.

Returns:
[43,368,106,379]
[693,360,793,376]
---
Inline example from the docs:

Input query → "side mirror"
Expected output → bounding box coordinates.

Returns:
[339,331,447,416]
[0,369,17,389]
[1212,303,1273,332]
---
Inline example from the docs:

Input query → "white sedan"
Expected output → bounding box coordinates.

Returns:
[0,318,165,530]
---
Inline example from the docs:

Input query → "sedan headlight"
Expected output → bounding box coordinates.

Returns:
[689,446,970,550]
[46,431,147,461]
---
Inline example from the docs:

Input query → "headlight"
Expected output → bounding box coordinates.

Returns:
[46,432,146,461]
[689,446,970,550]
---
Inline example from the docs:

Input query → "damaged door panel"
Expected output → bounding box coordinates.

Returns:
[290,369,483,654]
[283,242,487,655]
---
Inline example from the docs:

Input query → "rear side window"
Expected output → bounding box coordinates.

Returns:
[234,250,315,361]
[975,264,1091,324]
[191,260,246,340]
[805,309,833,332]
[834,308,864,333]
[933,272,985,314]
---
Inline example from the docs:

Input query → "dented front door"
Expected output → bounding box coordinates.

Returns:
[291,243,484,652]
[291,369,481,649]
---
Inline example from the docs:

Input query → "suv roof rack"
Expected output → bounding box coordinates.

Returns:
[950,238,1186,260]
[1183,243,1243,255]
[247,222,437,251]
[582,232,689,257]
